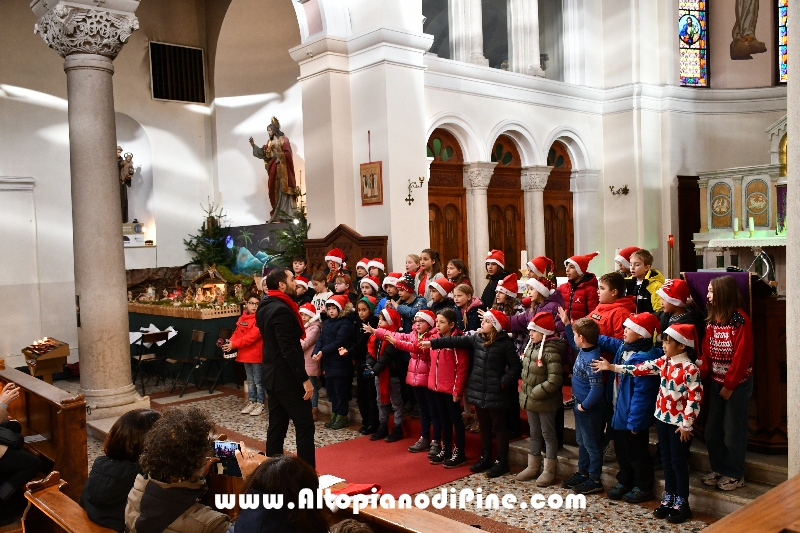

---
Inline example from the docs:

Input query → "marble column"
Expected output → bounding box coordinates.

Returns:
[32,0,149,419]
[463,162,497,295]
[521,166,552,257]
[507,0,545,76]
[698,178,709,232]
[570,169,601,256]
[449,0,489,65]
[787,0,800,478]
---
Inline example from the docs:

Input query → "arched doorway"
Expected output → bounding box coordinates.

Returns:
[428,129,468,267]
[544,141,574,276]
[488,135,525,276]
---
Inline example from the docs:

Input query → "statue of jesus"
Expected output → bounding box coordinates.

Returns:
[731,0,767,60]
[249,117,299,223]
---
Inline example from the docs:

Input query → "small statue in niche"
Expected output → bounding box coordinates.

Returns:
[117,146,135,223]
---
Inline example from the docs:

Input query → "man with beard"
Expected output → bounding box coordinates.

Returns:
[256,268,316,467]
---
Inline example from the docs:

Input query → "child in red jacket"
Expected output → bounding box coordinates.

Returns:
[558,252,600,323]
[224,293,264,416]
[590,272,637,362]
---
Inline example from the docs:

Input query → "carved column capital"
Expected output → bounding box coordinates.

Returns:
[33,1,140,59]
[731,175,744,185]
[697,178,709,188]
[463,162,497,189]
[521,166,553,191]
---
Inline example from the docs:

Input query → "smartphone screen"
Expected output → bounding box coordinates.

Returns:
[213,441,242,477]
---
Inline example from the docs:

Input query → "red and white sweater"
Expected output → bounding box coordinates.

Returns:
[702,309,753,390]
[616,353,703,430]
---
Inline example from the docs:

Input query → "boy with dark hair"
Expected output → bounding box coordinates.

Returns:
[625,249,665,314]
[558,312,606,495]
[591,273,637,352]
[292,255,308,278]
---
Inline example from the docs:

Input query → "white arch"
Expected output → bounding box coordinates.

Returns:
[426,112,486,163]
[293,0,352,42]
[542,127,592,170]
[486,120,543,167]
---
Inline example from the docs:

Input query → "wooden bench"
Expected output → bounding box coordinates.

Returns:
[0,361,88,501]
[702,473,800,532]
[21,472,114,533]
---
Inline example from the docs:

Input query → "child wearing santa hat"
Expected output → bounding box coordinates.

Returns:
[370,310,440,456]
[299,303,322,421]
[324,248,351,292]
[368,258,386,284]
[516,312,566,487]
[625,249,665,314]
[594,313,662,504]
[428,278,457,316]
[375,272,401,318]
[557,252,600,323]
[313,294,355,431]
[363,308,407,443]
[526,256,556,284]
[593,323,703,524]
[390,273,428,334]
[423,309,521,478]
[508,276,566,339]
[654,279,705,348]
[355,257,370,291]
[614,247,641,277]
[360,276,384,301]
[480,250,509,309]
[293,275,313,306]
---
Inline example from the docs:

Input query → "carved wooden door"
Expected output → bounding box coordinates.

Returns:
[487,135,525,276]
[428,129,468,266]
[543,141,574,276]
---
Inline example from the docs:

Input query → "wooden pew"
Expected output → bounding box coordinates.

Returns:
[0,361,88,501]
[702,473,800,532]
[22,472,114,533]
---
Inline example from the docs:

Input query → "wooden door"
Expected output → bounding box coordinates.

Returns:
[428,129,468,266]
[488,135,525,275]
[544,141,574,276]
[677,175,701,273]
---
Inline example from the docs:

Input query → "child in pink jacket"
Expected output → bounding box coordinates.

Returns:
[371,309,440,456]
[299,303,322,421]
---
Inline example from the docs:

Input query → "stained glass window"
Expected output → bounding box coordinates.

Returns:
[779,0,788,83]
[679,1,708,87]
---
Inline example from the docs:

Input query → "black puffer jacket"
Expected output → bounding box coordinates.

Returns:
[655,305,707,348]
[430,332,521,410]
[80,456,141,532]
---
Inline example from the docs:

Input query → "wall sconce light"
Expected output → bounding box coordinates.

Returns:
[609,185,629,196]
[405,176,425,205]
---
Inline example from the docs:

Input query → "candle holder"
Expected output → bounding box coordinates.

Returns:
[405,177,425,205]
[749,229,755,238]
[733,228,739,239]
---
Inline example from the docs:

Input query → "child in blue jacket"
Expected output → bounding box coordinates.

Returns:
[558,311,605,495]
[597,313,662,503]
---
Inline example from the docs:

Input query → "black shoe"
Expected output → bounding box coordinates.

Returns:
[572,479,604,495]
[384,426,403,443]
[562,472,588,489]
[607,482,632,501]
[653,493,674,519]
[362,425,378,435]
[470,450,493,473]
[359,425,369,434]
[486,457,510,478]
[429,449,446,464]
[622,487,654,504]
[666,496,693,524]
[370,425,389,441]
[443,447,467,468]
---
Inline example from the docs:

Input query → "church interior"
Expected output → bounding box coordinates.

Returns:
[0,0,798,531]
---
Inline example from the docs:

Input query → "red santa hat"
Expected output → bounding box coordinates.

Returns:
[656,279,691,308]
[367,258,385,272]
[664,323,698,349]
[527,311,556,336]
[299,303,318,318]
[295,275,309,289]
[325,248,345,266]
[485,309,510,332]
[396,273,416,293]
[495,273,519,297]
[527,256,555,278]
[380,308,401,331]
[415,310,436,328]
[324,294,350,311]
[564,252,599,277]
[485,249,505,269]
[360,276,380,293]
[356,258,370,271]
[526,276,555,299]
[382,272,402,288]
[614,247,642,270]
[430,278,455,298]
[623,313,661,340]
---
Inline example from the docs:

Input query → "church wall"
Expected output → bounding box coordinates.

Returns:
[708,0,776,89]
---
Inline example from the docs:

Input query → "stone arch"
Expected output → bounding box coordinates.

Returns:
[542,127,592,170]
[427,112,486,163]
[293,0,352,42]
[486,120,542,166]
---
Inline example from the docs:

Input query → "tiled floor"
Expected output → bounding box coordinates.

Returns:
[64,379,714,532]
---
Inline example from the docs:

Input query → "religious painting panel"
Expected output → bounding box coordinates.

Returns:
[678,0,708,86]
[360,162,383,206]
[745,179,769,227]
[710,182,733,228]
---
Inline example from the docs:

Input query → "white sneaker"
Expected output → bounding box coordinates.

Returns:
[240,402,256,414]
[717,476,746,491]
[249,403,265,416]
[701,471,721,486]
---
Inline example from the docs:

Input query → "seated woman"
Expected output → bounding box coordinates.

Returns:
[0,382,41,526]
[80,408,161,532]
[233,446,328,533]
[125,407,231,533]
